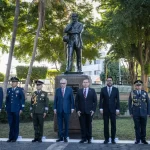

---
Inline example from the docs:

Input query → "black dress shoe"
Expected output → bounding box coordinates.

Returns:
[88,139,92,144]
[135,141,140,144]
[104,140,109,144]
[32,139,38,142]
[7,139,12,142]
[111,140,116,144]
[64,138,68,142]
[141,140,148,144]
[11,140,16,142]
[79,139,87,143]
[38,139,42,143]
[56,138,63,142]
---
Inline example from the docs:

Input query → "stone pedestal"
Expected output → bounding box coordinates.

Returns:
[54,73,91,135]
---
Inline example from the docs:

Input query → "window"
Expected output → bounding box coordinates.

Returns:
[94,70,100,75]
[94,60,100,64]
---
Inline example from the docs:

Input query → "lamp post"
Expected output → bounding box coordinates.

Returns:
[118,59,122,85]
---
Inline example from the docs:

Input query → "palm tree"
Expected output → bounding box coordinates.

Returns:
[24,0,45,97]
[3,0,20,98]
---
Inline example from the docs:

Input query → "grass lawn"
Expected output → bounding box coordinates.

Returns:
[0,118,150,140]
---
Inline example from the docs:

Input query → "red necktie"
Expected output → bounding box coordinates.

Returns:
[62,88,64,97]
[84,88,86,98]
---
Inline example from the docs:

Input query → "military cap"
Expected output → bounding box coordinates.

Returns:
[10,77,19,82]
[134,80,143,85]
[35,80,44,85]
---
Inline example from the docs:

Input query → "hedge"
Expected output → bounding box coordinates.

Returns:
[94,101,128,119]
[0,101,54,123]
[0,101,128,123]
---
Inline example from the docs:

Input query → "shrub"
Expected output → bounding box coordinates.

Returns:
[0,101,54,123]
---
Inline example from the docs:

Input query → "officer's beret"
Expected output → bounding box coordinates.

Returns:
[134,80,143,85]
[35,80,44,85]
[10,77,19,82]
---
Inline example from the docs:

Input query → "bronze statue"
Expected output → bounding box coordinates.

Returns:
[63,13,84,73]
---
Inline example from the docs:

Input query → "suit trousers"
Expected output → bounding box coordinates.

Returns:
[7,112,20,140]
[79,113,92,140]
[57,111,70,138]
[133,116,147,142]
[103,112,116,141]
[33,113,44,140]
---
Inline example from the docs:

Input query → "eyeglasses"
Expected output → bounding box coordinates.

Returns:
[60,83,66,84]
[107,80,112,82]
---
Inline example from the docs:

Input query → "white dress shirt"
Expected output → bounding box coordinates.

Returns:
[83,87,89,98]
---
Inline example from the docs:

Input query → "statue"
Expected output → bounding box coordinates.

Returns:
[63,13,84,73]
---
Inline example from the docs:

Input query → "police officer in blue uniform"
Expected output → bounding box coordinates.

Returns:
[128,80,150,144]
[5,77,25,142]
[0,87,3,112]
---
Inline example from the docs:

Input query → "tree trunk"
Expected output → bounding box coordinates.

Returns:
[3,0,20,98]
[141,65,148,91]
[24,0,44,98]
[128,59,136,90]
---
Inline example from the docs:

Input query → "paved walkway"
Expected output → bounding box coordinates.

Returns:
[0,139,150,150]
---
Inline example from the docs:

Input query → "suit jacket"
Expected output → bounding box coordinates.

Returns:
[128,90,150,116]
[99,86,120,114]
[54,87,75,114]
[30,90,49,114]
[75,88,97,114]
[5,87,25,112]
[0,87,3,109]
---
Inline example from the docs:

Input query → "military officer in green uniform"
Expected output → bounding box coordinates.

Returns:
[128,80,150,144]
[30,80,49,142]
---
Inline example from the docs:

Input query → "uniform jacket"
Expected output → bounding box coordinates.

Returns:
[5,87,25,112]
[30,90,49,114]
[75,88,97,114]
[0,87,3,109]
[54,87,74,114]
[128,90,150,116]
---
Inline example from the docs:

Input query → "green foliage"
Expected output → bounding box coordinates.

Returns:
[0,72,5,81]
[47,69,60,78]
[119,101,128,115]
[16,66,48,82]
[144,64,150,75]
[0,0,101,65]
[96,0,150,87]
[0,101,54,123]
[0,100,129,123]
[100,59,129,84]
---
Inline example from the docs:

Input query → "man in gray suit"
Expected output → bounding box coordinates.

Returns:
[128,80,150,144]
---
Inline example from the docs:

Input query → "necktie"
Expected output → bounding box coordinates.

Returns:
[62,88,64,97]
[108,87,111,96]
[83,88,86,98]
[138,90,141,97]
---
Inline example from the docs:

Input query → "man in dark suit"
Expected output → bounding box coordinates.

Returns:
[128,80,150,144]
[75,78,97,144]
[99,77,120,144]
[5,77,25,142]
[54,78,74,142]
[0,87,3,112]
